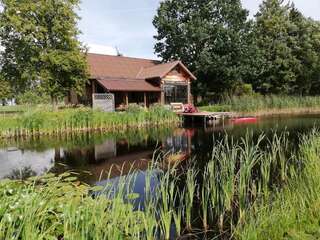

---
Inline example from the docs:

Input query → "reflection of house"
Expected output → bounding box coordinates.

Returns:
[163,128,194,155]
[69,54,196,109]
[95,139,117,160]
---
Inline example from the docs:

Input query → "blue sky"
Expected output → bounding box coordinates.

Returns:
[78,0,320,59]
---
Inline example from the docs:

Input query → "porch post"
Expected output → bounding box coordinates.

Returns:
[187,81,192,104]
[125,92,129,107]
[144,92,147,108]
[91,80,96,107]
[161,89,165,105]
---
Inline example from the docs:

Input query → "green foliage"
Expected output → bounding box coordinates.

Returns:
[15,87,51,105]
[0,0,88,100]
[0,173,145,239]
[0,74,12,103]
[288,7,320,95]
[153,0,256,97]
[154,0,320,98]
[252,0,299,94]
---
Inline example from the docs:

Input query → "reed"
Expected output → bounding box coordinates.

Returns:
[236,130,320,239]
[184,168,197,231]
[201,95,320,114]
[0,105,180,138]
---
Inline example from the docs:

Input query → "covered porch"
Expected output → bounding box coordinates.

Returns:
[113,91,161,110]
[92,78,161,110]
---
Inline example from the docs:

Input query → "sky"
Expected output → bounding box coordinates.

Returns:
[78,0,320,59]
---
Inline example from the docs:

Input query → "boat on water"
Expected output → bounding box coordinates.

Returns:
[231,117,258,124]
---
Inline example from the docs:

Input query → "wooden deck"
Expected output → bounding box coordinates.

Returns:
[177,111,236,126]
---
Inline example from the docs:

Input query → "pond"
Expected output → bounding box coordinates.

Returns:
[1,115,320,238]
[1,115,320,183]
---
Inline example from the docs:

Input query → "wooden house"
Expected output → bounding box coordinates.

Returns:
[69,53,196,109]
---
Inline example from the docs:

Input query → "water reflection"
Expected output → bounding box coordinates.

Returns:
[0,148,54,179]
[0,115,320,185]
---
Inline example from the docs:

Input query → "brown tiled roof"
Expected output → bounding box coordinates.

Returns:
[137,61,179,79]
[87,53,160,79]
[138,61,196,80]
[97,78,161,92]
[87,53,196,81]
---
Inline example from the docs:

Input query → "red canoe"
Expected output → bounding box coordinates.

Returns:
[231,117,258,124]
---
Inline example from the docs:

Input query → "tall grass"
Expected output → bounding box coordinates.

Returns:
[200,95,320,113]
[236,130,320,239]
[0,105,179,138]
[0,130,319,239]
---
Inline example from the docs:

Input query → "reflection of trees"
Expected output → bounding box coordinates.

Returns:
[5,166,37,180]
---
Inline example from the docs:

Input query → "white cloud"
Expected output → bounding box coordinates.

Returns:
[86,43,117,55]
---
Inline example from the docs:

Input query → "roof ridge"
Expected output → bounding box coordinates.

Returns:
[142,60,179,69]
[87,52,160,62]
[99,79,147,82]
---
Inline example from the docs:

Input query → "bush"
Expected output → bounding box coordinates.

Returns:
[16,89,51,105]
[126,103,144,113]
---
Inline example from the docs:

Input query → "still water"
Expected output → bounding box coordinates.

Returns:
[1,115,320,184]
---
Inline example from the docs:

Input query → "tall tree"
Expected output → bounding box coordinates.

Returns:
[0,0,88,105]
[253,0,301,94]
[288,6,320,95]
[153,0,256,99]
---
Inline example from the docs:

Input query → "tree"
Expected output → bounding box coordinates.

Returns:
[253,0,301,94]
[0,0,88,106]
[153,0,256,99]
[288,7,320,95]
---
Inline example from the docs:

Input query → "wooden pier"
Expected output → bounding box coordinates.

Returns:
[177,111,236,127]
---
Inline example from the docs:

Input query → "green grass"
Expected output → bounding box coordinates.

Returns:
[0,105,180,138]
[0,105,34,114]
[1,130,320,239]
[200,95,320,113]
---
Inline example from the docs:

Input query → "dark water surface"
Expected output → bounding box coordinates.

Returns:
[1,115,320,183]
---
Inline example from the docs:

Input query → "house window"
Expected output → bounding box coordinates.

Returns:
[164,84,188,104]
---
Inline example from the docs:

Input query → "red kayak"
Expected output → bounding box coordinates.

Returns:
[231,117,258,124]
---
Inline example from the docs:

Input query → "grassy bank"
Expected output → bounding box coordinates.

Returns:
[200,95,320,115]
[0,105,179,138]
[1,131,319,239]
